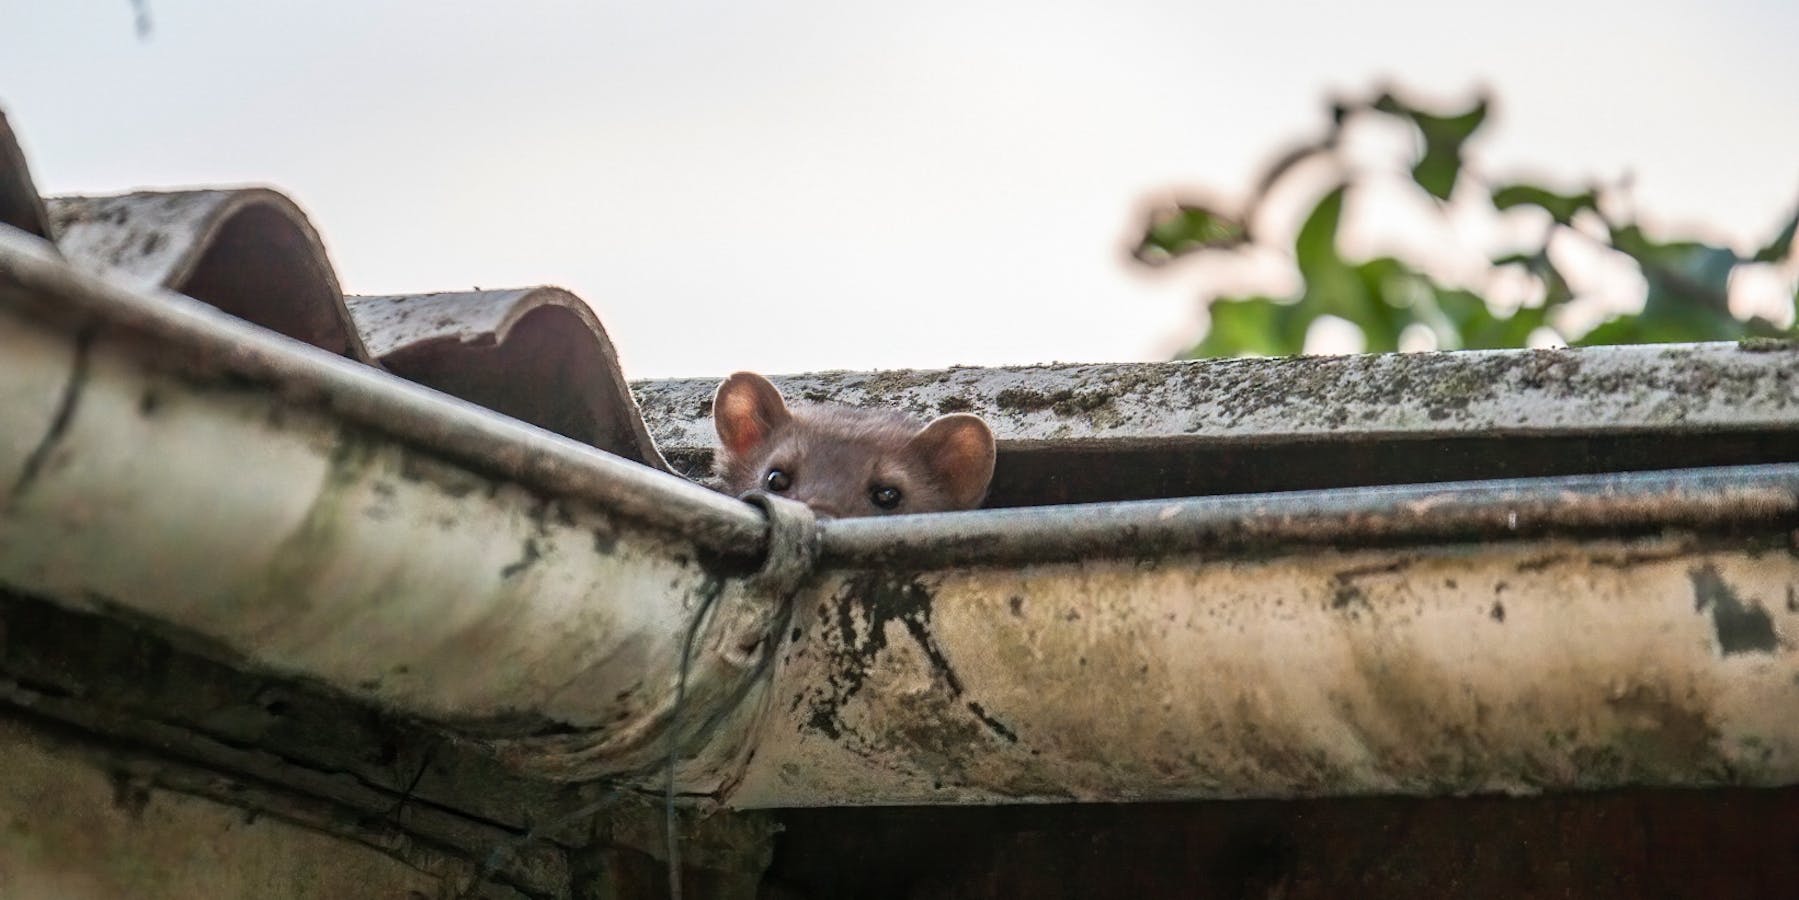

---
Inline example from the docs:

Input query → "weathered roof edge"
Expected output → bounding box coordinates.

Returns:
[630,345,1799,454]
[347,288,671,471]
[49,189,374,362]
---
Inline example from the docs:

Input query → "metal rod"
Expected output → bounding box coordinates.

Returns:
[820,464,1799,568]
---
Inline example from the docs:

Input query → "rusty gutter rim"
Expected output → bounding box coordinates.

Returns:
[818,463,1799,569]
[0,226,769,555]
[7,227,1793,574]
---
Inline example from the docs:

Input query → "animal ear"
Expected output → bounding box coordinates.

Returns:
[907,414,996,510]
[713,372,791,458]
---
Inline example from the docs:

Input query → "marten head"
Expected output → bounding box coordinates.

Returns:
[712,372,995,519]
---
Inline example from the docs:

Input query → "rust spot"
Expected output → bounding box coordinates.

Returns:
[109,772,152,820]
[1330,581,1370,617]
[1601,682,1721,776]
[500,537,542,579]
[1334,559,1412,580]
[1690,565,1778,656]
[1516,553,1570,573]
[965,702,1018,742]
[1738,336,1799,352]
[801,575,1018,745]
[993,386,1112,417]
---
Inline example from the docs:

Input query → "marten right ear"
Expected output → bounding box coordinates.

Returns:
[713,372,792,458]
[907,413,997,510]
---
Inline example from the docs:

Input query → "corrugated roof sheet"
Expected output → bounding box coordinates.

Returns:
[0,122,673,471]
[48,189,372,361]
[0,110,52,242]
[346,288,669,470]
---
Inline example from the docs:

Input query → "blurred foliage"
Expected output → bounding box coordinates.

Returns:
[1134,88,1799,358]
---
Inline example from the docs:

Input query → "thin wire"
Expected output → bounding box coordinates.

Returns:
[666,585,722,900]
[456,784,625,899]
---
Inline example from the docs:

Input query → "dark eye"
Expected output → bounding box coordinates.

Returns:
[765,469,791,492]
[869,485,902,510]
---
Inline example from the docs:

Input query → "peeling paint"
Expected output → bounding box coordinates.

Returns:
[5,323,93,504]
[734,541,1799,808]
[500,538,543,580]
[1691,565,1780,655]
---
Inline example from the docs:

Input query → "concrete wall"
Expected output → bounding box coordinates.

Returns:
[0,718,455,900]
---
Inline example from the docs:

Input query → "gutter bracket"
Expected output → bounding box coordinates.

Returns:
[659,492,815,799]
[740,491,819,597]
[722,491,819,668]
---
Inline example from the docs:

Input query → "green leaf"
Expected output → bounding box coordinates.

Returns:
[1467,301,1550,349]
[1751,204,1798,263]
[1291,185,1378,336]
[1373,92,1489,201]
[1576,310,1736,345]
[1491,184,1599,225]
[1572,245,1751,346]
[1572,316,1648,347]
[1492,250,1574,307]
[1190,297,1311,357]
[1293,185,1348,276]
[1609,223,1737,318]
[1347,256,1425,352]
[1133,202,1248,264]
[1408,278,1550,350]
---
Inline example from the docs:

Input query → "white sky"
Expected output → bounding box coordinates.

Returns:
[3,1,1795,377]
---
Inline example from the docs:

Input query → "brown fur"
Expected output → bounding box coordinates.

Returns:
[712,372,995,518]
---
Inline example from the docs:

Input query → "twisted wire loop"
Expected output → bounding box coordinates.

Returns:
[665,489,818,899]
[737,490,820,606]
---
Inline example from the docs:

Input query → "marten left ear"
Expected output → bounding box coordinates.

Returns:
[907,414,996,510]
[713,372,791,459]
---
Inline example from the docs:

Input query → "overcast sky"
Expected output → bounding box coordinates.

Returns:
[3,1,1795,377]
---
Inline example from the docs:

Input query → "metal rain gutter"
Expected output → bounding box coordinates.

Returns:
[5,220,1799,807]
[0,226,777,787]
[726,466,1799,807]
